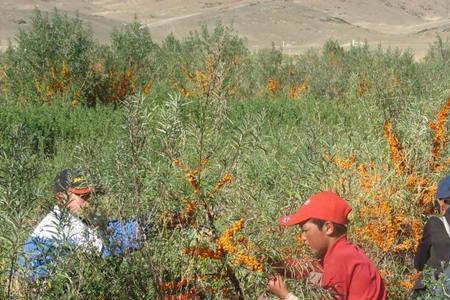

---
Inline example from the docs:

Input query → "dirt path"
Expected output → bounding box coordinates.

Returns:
[144,1,258,28]
[353,18,450,35]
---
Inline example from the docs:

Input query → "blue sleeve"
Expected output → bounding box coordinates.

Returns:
[101,220,144,257]
[18,237,56,280]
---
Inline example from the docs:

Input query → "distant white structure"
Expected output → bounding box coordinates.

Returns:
[351,39,365,47]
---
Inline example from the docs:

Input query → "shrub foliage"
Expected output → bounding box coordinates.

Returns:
[1,9,450,299]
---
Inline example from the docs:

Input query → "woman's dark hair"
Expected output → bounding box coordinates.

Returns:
[309,218,347,237]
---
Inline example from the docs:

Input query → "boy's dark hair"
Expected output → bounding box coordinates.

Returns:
[309,218,347,237]
[435,198,450,213]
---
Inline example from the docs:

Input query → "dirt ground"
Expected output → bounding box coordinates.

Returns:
[1,0,450,58]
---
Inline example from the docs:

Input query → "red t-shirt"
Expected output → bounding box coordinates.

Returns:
[321,236,387,300]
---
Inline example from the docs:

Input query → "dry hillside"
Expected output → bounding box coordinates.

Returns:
[1,0,450,57]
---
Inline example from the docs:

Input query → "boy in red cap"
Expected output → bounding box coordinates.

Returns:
[264,191,387,300]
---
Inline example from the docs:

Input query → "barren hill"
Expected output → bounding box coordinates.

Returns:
[1,0,450,58]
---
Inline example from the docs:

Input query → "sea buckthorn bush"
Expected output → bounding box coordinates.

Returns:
[1,9,450,299]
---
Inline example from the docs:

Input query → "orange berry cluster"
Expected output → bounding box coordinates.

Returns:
[185,219,264,272]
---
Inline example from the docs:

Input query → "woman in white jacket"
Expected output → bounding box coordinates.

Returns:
[18,168,147,280]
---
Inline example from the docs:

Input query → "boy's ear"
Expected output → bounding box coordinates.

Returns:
[323,221,335,235]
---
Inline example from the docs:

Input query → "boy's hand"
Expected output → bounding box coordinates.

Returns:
[267,274,290,299]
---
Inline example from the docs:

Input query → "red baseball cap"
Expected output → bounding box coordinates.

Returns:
[278,191,352,226]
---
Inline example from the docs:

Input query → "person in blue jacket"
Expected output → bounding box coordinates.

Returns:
[18,168,147,280]
[412,175,450,298]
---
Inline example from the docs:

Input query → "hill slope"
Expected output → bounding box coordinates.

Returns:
[1,0,450,57]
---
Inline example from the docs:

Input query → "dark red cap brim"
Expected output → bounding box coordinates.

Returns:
[70,187,93,195]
